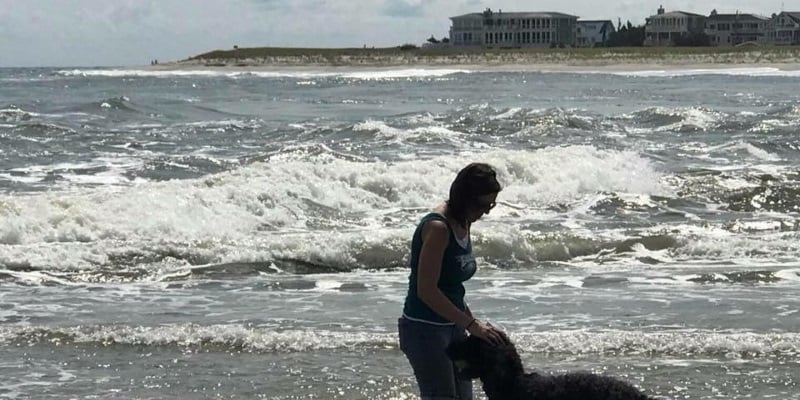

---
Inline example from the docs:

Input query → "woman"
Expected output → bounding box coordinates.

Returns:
[399,162,507,400]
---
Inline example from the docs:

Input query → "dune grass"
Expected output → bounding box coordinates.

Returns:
[181,45,800,66]
[189,45,800,59]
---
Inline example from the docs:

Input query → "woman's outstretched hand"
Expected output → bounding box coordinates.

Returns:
[466,319,509,346]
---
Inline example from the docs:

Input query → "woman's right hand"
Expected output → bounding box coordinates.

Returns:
[466,319,508,346]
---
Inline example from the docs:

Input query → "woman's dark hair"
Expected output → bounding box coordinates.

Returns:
[446,163,502,228]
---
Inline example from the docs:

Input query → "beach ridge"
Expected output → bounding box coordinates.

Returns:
[161,46,800,69]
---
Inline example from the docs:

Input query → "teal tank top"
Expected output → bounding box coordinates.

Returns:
[402,213,477,324]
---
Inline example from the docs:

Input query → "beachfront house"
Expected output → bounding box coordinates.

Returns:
[449,8,579,48]
[706,10,770,46]
[768,12,800,45]
[644,5,707,46]
[576,20,615,47]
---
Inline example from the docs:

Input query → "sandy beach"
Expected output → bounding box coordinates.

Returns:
[153,47,800,72]
[149,62,800,75]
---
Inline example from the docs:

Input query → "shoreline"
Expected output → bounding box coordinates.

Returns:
[147,61,800,73]
[143,47,800,73]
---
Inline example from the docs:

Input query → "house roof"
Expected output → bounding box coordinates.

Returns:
[771,12,800,26]
[451,11,579,20]
[708,13,769,22]
[450,13,484,19]
[649,10,706,18]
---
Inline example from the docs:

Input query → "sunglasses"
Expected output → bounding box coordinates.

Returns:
[473,199,496,211]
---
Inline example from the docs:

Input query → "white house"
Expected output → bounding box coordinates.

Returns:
[576,20,615,47]
[449,8,579,48]
[768,12,800,45]
[644,5,707,46]
[705,10,770,46]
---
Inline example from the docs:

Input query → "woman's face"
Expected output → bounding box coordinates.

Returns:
[466,192,498,223]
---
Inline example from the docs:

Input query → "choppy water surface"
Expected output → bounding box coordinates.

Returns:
[1,66,799,399]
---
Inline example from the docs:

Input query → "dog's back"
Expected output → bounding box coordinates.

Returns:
[447,333,656,400]
[519,371,654,400]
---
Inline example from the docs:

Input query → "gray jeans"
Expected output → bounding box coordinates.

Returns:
[398,317,473,400]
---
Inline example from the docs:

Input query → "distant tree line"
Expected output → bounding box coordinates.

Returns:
[606,20,645,46]
[426,35,449,44]
[605,18,711,47]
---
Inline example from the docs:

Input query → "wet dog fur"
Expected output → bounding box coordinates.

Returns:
[446,333,656,400]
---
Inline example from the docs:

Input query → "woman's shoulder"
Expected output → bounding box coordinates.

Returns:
[415,204,452,235]
[418,212,447,229]
[420,218,449,244]
[417,208,450,232]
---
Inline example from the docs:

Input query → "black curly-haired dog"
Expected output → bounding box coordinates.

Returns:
[446,333,656,400]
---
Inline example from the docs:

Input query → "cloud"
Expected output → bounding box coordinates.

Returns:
[382,0,426,17]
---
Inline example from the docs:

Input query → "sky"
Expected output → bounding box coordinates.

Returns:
[0,0,793,67]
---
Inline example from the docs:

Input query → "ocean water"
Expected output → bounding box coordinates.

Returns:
[1,65,799,399]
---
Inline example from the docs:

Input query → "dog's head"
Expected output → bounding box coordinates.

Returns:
[445,332,524,382]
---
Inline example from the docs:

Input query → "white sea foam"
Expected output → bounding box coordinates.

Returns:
[2,324,798,358]
[490,107,523,120]
[5,157,145,187]
[774,268,800,282]
[673,223,800,263]
[340,68,469,80]
[512,329,800,358]
[0,107,38,122]
[353,120,464,143]
[704,140,782,162]
[0,147,666,272]
[608,67,800,78]
[653,107,721,132]
[56,68,470,80]
[0,174,40,184]
[749,117,800,133]
[315,280,343,291]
